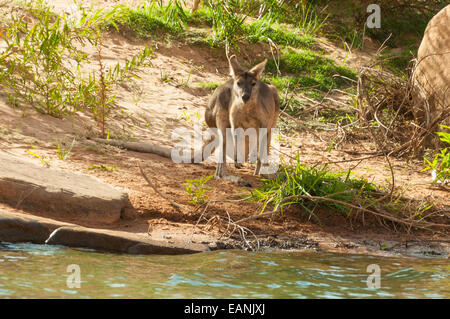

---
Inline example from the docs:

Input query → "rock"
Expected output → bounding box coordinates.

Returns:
[0,209,208,255]
[414,5,450,117]
[45,226,207,255]
[120,206,139,220]
[0,209,70,243]
[0,152,129,224]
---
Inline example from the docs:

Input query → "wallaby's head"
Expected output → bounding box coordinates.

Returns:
[228,55,267,103]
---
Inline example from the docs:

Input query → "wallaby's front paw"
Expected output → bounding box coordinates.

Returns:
[234,162,244,169]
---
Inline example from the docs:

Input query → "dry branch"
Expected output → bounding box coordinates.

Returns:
[356,60,450,157]
[138,162,189,212]
[273,194,449,231]
[90,137,172,158]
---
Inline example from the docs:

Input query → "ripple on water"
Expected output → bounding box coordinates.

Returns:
[295,280,318,288]
[385,268,423,279]
[267,283,281,289]
[215,258,227,262]
[0,288,13,296]
[1,242,64,256]
[44,288,57,293]
[4,255,27,261]
[316,291,344,299]
[162,274,244,289]
[107,283,127,288]
[376,291,396,297]
[261,260,278,266]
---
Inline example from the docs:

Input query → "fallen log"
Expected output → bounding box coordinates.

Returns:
[88,137,172,158]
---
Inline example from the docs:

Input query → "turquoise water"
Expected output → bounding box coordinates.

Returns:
[0,242,448,298]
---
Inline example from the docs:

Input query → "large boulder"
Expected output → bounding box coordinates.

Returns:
[414,5,450,117]
[0,152,130,224]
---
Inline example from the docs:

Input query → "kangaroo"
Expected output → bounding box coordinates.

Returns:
[91,56,280,186]
[197,55,280,186]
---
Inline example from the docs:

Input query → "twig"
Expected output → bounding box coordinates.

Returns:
[273,194,449,230]
[138,162,189,212]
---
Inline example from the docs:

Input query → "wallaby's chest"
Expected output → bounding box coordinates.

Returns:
[229,100,264,129]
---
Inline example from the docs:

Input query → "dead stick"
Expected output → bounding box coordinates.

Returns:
[138,162,189,212]
[274,194,449,229]
[91,137,172,158]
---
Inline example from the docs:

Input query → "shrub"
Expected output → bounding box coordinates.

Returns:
[252,156,376,217]
[423,126,450,185]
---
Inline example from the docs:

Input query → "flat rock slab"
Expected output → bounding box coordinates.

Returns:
[0,209,208,255]
[0,208,71,243]
[0,152,129,224]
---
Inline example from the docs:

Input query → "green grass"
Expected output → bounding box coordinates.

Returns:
[266,49,357,92]
[112,1,189,38]
[245,22,316,48]
[366,9,433,48]
[380,46,417,75]
[262,49,357,117]
[423,125,450,184]
[318,0,447,49]
[112,1,321,49]
[185,174,214,205]
[56,139,75,160]
[197,81,220,90]
[252,156,377,218]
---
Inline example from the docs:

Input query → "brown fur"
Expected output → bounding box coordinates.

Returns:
[199,55,280,186]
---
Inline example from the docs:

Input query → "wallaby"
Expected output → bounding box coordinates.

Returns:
[90,56,280,186]
[195,55,280,186]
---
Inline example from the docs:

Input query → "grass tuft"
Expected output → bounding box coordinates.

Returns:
[266,49,357,92]
[252,156,377,218]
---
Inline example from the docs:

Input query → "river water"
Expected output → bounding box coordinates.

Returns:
[0,241,448,298]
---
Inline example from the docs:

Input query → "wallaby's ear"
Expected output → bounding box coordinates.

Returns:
[229,55,243,78]
[248,59,267,79]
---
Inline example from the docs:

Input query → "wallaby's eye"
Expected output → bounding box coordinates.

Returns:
[251,82,256,86]
[237,81,243,86]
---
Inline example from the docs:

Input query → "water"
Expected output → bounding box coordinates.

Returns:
[0,241,448,298]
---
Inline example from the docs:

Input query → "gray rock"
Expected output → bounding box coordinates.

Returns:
[0,209,208,255]
[45,227,207,255]
[0,152,129,224]
[0,209,70,243]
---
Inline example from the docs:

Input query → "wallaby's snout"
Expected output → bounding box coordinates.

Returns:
[242,87,252,102]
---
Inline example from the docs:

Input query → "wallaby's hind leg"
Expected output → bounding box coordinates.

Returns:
[254,128,271,176]
[254,128,262,175]
[215,121,251,186]
[215,121,229,178]
[232,127,244,169]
